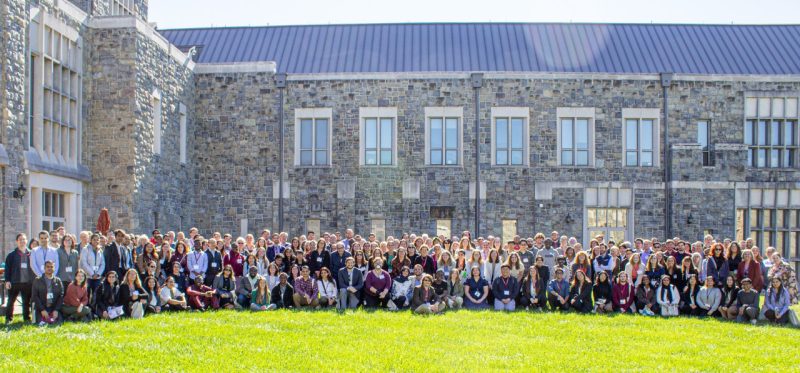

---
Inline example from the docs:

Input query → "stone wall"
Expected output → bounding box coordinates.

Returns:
[670,188,736,242]
[0,0,29,253]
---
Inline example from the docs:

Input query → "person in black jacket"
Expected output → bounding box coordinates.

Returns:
[593,271,613,314]
[94,272,120,319]
[519,265,546,310]
[568,270,593,313]
[104,230,130,277]
[118,269,148,318]
[4,233,34,324]
[269,273,294,309]
[308,240,331,278]
[680,274,701,316]
[534,256,551,288]
[204,239,223,287]
[31,261,64,325]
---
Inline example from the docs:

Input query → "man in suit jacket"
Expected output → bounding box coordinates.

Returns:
[269,273,294,309]
[337,257,364,310]
[104,230,130,277]
[204,239,223,286]
[31,261,64,325]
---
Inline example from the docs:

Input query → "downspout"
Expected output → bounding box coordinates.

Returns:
[275,73,287,232]
[471,73,483,237]
[660,72,674,239]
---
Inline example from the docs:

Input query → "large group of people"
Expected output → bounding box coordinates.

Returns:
[3,226,798,326]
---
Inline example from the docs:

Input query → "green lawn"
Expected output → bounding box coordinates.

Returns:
[1,306,799,372]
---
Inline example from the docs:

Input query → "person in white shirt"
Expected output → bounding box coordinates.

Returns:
[316,267,337,308]
[186,246,208,281]
[31,231,59,278]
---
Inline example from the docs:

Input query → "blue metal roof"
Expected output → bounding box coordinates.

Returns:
[159,23,800,75]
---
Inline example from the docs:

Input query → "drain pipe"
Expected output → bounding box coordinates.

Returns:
[661,72,674,239]
[471,73,483,238]
[275,73,287,232]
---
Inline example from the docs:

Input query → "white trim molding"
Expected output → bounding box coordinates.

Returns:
[294,108,334,167]
[194,62,277,74]
[358,107,398,167]
[88,16,195,70]
[621,108,661,168]
[490,107,530,166]
[27,171,83,237]
[423,107,464,166]
[556,107,596,167]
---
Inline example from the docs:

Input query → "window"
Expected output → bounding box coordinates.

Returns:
[42,191,66,232]
[110,0,135,16]
[584,187,633,247]
[295,108,332,166]
[491,107,529,166]
[740,208,799,259]
[371,219,386,241]
[359,107,397,166]
[502,220,517,244]
[744,97,798,168]
[152,90,162,155]
[306,219,321,238]
[425,107,463,166]
[625,119,655,167]
[698,120,713,166]
[436,220,451,238]
[558,108,594,166]
[29,55,34,147]
[179,104,186,164]
[29,18,82,167]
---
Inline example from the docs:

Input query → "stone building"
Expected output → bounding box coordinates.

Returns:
[1,1,799,270]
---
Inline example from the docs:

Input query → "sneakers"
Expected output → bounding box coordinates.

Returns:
[751,319,758,325]
[38,321,46,327]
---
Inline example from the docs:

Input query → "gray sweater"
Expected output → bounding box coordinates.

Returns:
[696,286,721,313]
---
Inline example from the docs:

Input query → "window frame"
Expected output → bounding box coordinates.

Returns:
[424,107,463,166]
[744,96,799,169]
[622,108,661,168]
[557,107,595,167]
[697,119,713,166]
[294,108,333,167]
[738,188,800,260]
[179,103,187,164]
[583,187,634,248]
[491,107,530,166]
[41,190,67,232]
[152,89,162,156]
[359,107,398,167]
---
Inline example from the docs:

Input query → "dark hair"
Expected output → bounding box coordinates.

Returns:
[15,233,26,241]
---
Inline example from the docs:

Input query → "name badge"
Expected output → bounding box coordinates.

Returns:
[47,292,54,300]
[317,257,323,263]
[133,290,140,296]
[237,258,243,264]
[160,259,165,264]
[93,265,99,272]
[523,258,529,263]
[193,265,200,271]
[620,299,626,305]
[503,290,510,296]
[474,291,480,297]
[378,275,385,280]
[66,266,73,273]
[20,262,28,269]
[211,263,218,268]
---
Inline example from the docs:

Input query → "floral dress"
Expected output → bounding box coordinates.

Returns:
[769,263,798,305]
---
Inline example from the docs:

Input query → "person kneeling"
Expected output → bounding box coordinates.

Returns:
[696,276,722,318]
[547,268,570,311]
[568,270,592,313]
[187,276,219,311]
[316,267,338,308]
[492,265,520,311]
[251,277,271,311]
[62,269,92,322]
[734,278,759,324]
[160,276,189,311]
[269,273,294,310]
[32,261,64,325]
[656,275,680,317]
[293,266,320,309]
[612,272,635,314]
[412,274,444,314]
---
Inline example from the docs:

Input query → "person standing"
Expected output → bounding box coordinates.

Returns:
[31,231,59,278]
[5,234,34,324]
[187,245,208,283]
[104,230,130,277]
[56,234,80,284]
[80,233,105,295]
[205,238,223,287]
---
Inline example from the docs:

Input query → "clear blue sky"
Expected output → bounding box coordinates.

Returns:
[150,0,800,29]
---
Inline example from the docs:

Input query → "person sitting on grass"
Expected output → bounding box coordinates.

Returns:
[635,273,657,316]
[337,257,364,310]
[735,277,759,324]
[444,269,464,310]
[492,265,520,311]
[680,274,701,316]
[250,277,271,311]
[269,272,294,309]
[431,269,449,307]
[568,270,593,313]
[62,269,92,322]
[213,265,237,310]
[143,276,161,314]
[463,265,490,310]
[167,261,188,294]
[696,276,722,317]
[593,271,613,314]
[187,275,219,311]
[159,276,189,311]
[411,274,444,314]
[32,260,64,325]
[764,277,791,325]
[719,275,740,320]
[364,258,392,308]
[520,265,546,311]
[547,267,570,311]
[656,274,680,316]
[316,267,338,308]
[612,272,635,314]
[119,269,149,319]
[293,265,320,309]
[236,266,259,309]
[388,266,413,311]
[94,271,120,320]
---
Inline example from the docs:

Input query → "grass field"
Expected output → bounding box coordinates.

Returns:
[1,306,799,372]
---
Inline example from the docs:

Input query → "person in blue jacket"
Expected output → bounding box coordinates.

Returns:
[764,277,791,324]
[547,267,570,311]
[704,243,729,285]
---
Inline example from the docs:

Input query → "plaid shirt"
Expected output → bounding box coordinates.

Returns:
[294,276,318,298]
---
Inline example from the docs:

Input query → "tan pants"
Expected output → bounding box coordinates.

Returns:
[446,296,463,309]
[415,302,445,314]
[722,305,739,320]
[293,293,320,308]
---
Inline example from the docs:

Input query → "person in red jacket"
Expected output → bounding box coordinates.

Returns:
[612,272,636,313]
[737,249,763,291]
[186,276,219,310]
[224,239,245,277]
[62,269,92,321]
